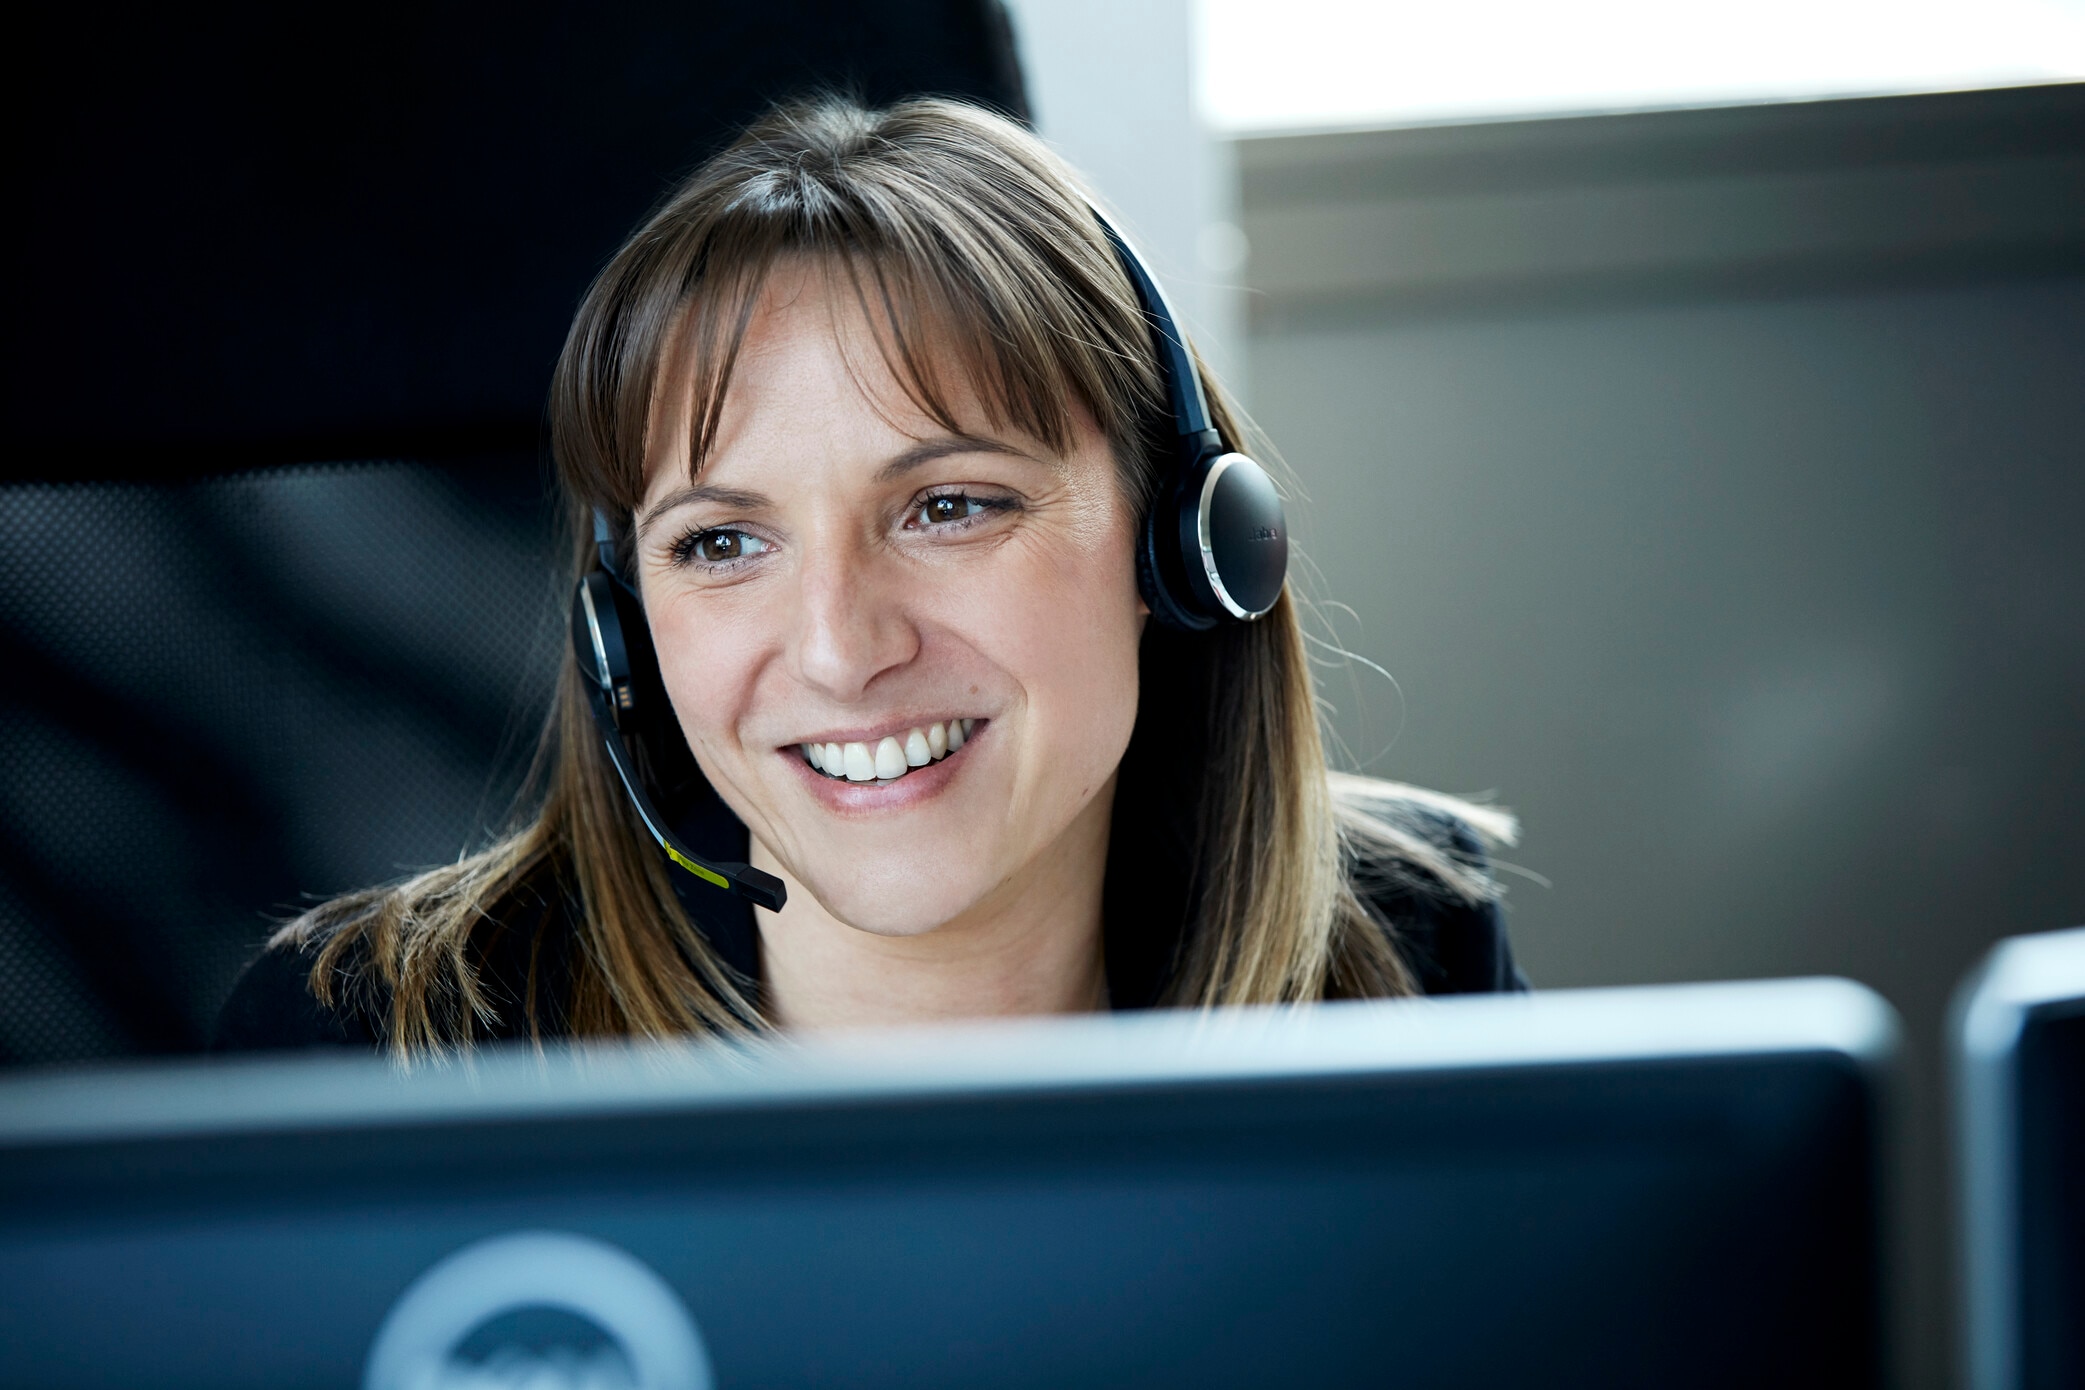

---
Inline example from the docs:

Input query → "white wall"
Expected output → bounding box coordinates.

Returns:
[1000,0,1248,400]
[1197,0,2085,135]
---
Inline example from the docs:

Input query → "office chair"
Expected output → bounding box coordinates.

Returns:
[0,0,1029,1063]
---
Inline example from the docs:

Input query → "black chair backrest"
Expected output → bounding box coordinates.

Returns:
[1,2,1028,1065]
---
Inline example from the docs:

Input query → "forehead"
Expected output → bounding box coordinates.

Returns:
[646,261,971,488]
[728,266,939,431]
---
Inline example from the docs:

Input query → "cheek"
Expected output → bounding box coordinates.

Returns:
[641,594,766,765]
[977,512,1146,772]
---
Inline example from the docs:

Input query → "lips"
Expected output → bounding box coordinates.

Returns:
[799,719,976,784]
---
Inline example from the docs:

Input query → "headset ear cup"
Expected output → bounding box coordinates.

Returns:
[1137,495,1218,632]
[1194,453,1289,620]
[605,570,709,794]
[572,571,635,719]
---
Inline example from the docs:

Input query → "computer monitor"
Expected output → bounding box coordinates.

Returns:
[0,979,1891,1389]
[1955,924,2085,1390]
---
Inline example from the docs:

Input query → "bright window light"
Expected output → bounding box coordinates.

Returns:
[1196,0,2085,134]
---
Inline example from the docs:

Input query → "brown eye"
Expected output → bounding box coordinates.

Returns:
[685,529,767,565]
[917,494,985,526]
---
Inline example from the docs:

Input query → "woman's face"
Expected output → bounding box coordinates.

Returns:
[634,263,1145,937]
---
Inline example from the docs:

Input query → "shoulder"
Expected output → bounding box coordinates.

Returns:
[210,936,380,1052]
[1331,774,1530,996]
[211,867,581,1055]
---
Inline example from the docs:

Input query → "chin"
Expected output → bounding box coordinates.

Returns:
[796,858,991,938]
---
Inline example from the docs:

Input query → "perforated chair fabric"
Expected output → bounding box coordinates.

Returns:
[0,462,561,1062]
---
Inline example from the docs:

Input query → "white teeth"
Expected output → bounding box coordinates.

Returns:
[874,736,907,779]
[803,720,977,781]
[842,742,876,782]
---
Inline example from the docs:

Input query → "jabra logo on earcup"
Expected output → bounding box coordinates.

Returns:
[1250,527,1280,542]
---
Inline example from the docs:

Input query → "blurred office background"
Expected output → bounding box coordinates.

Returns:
[2,2,2080,1383]
[1008,3,2084,1383]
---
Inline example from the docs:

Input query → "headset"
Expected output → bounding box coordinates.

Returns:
[1098,216,1290,634]
[570,205,1288,908]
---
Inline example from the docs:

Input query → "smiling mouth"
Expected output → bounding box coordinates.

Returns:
[799,719,977,784]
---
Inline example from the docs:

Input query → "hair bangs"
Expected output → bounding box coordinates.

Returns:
[667,233,1115,508]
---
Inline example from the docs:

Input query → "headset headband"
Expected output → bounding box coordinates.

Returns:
[1094,215,1215,442]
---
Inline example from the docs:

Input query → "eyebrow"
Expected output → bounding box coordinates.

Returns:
[873,432,1032,483]
[636,483,771,539]
[637,434,1040,537]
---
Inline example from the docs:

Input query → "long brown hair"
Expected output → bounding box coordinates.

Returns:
[279,95,1514,1055]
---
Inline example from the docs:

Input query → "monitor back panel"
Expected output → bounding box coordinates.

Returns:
[1958,927,2085,1390]
[0,1040,1880,1390]
[2019,1005,2083,1390]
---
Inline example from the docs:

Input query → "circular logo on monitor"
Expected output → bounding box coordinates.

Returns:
[363,1230,713,1390]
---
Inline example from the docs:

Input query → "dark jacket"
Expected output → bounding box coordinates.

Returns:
[214,806,1526,1053]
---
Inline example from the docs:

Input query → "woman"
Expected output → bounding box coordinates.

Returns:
[216,95,1523,1057]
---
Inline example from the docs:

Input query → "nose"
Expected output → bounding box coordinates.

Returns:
[788,537,920,702]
